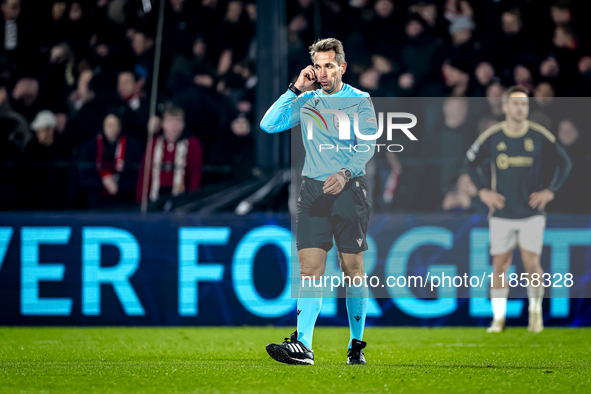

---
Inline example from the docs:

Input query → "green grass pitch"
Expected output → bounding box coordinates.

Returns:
[1,327,590,393]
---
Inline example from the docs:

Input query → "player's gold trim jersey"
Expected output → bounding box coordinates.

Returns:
[465,120,571,219]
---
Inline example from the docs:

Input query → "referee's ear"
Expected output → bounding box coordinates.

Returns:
[340,61,347,75]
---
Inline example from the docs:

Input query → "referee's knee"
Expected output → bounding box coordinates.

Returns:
[299,265,324,279]
[341,268,364,285]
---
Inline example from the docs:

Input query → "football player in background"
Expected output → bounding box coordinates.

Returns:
[465,86,571,333]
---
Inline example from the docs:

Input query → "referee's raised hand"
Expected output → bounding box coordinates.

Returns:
[294,65,317,91]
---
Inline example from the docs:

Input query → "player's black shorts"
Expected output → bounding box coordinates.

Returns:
[296,176,371,254]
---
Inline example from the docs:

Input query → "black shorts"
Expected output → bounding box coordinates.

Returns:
[296,176,371,254]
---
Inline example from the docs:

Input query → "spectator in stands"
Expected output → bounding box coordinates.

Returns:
[365,0,401,59]
[578,55,591,95]
[131,27,155,83]
[172,63,222,151]
[399,14,444,95]
[215,1,252,76]
[208,113,255,185]
[0,78,30,151]
[79,112,142,209]
[64,1,93,54]
[449,15,474,49]
[38,43,77,120]
[1,0,29,64]
[43,1,68,49]
[67,69,95,115]
[162,0,198,64]
[440,97,472,193]
[539,55,560,80]
[0,0,588,214]
[548,118,588,213]
[469,61,496,96]
[513,63,534,94]
[20,110,71,210]
[117,69,149,144]
[410,0,446,37]
[494,7,544,79]
[530,82,556,129]
[484,81,504,119]
[441,60,470,97]
[137,106,202,206]
[11,77,40,121]
[421,97,473,210]
[357,67,383,96]
[550,1,573,25]
[442,172,486,214]
[166,34,215,95]
[548,25,582,95]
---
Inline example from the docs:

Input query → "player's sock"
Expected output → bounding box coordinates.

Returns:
[490,287,509,320]
[527,284,544,312]
[296,278,323,349]
[346,282,368,349]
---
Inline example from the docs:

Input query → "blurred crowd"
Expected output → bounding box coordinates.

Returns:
[287,0,591,213]
[1,0,590,213]
[0,0,257,210]
[289,0,591,97]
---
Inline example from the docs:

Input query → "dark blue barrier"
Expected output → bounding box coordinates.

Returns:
[0,213,589,326]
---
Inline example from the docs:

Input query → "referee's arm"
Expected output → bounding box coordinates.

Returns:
[260,90,300,134]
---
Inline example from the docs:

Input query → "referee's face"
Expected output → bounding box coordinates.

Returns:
[503,93,529,123]
[313,51,347,95]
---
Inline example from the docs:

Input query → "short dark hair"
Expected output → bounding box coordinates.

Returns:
[309,38,345,65]
[502,85,529,104]
[118,69,138,81]
[503,7,522,19]
[552,0,571,10]
[163,105,185,120]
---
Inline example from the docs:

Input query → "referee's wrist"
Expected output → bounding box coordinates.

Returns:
[340,168,352,181]
[289,83,302,96]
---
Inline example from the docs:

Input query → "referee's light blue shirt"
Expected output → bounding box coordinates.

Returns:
[260,83,377,182]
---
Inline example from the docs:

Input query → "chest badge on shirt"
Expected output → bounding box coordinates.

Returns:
[496,141,507,151]
[496,154,509,170]
[524,138,534,152]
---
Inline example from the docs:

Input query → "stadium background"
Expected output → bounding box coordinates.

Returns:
[1,0,590,329]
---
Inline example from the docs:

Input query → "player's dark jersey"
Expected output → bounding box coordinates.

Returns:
[465,120,571,219]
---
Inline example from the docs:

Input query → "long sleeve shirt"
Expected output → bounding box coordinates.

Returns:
[464,120,571,219]
[260,83,377,181]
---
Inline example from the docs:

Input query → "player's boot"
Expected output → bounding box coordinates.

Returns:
[266,331,314,365]
[346,339,367,365]
[486,317,506,333]
[528,309,544,333]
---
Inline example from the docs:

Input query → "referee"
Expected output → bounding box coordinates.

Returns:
[260,38,377,365]
[465,86,571,333]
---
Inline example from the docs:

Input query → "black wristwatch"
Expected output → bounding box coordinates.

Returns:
[288,82,302,96]
[340,168,352,181]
